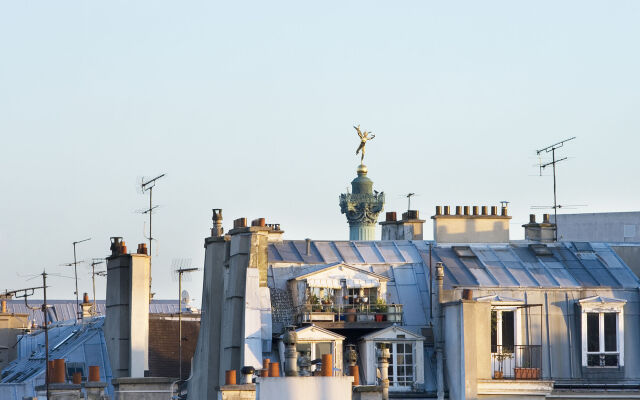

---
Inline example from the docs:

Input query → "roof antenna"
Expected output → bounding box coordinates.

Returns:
[406,193,416,211]
[535,137,576,241]
[89,259,106,316]
[3,272,51,398]
[62,237,91,322]
[173,259,199,382]
[139,173,166,299]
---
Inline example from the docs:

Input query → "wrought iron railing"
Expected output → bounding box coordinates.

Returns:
[296,303,403,324]
[491,345,542,380]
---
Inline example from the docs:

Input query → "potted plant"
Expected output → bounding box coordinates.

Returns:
[375,298,388,322]
[514,352,540,380]
[493,351,511,379]
[309,294,322,312]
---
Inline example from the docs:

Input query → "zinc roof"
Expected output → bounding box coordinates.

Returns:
[269,241,640,290]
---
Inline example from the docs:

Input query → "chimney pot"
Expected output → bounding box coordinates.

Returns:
[1,300,6,313]
[462,289,473,300]
[261,359,270,377]
[435,206,442,215]
[53,359,66,383]
[305,238,311,256]
[501,206,508,216]
[463,206,470,216]
[234,218,247,228]
[269,362,280,377]
[251,218,266,227]
[444,206,450,215]
[529,214,536,223]
[88,366,100,382]
[225,370,237,385]
[83,293,89,303]
[120,241,127,254]
[455,206,462,215]
[386,212,397,222]
[212,208,223,222]
[321,354,332,377]
[543,214,550,223]
[481,206,488,215]
[137,243,148,255]
[72,371,82,384]
[472,206,479,215]
[491,206,497,216]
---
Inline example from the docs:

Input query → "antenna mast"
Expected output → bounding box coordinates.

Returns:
[5,276,49,398]
[89,259,105,315]
[406,193,415,211]
[71,237,91,322]
[141,173,166,297]
[536,137,576,241]
[176,266,199,382]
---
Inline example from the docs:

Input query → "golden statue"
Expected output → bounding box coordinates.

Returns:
[354,125,375,163]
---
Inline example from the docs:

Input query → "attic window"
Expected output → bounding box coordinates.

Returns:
[453,246,475,258]
[573,242,594,252]
[529,244,553,256]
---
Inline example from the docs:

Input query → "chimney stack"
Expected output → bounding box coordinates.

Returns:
[105,237,150,378]
[432,204,511,243]
[380,209,425,240]
[523,213,556,243]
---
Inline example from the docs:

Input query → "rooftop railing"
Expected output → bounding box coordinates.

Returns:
[296,303,403,324]
[491,345,542,380]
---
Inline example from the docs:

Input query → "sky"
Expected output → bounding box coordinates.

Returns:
[1,1,639,303]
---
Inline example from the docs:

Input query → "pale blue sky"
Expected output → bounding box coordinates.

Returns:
[1,1,638,301]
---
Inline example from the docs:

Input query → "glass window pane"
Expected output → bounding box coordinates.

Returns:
[587,354,600,367]
[491,311,497,353]
[315,342,331,359]
[502,311,515,352]
[604,354,619,367]
[604,313,617,352]
[297,343,311,354]
[587,313,599,352]
[405,354,413,364]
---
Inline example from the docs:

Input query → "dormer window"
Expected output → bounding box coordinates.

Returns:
[579,296,626,368]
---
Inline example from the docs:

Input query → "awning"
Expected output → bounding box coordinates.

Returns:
[346,279,379,288]
[306,278,342,289]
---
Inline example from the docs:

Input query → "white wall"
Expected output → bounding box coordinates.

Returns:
[257,377,353,400]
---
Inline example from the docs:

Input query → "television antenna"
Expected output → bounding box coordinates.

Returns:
[173,259,199,381]
[4,272,50,398]
[140,173,166,297]
[536,137,576,241]
[63,237,91,322]
[88,259,106,315]
[406,193,416,211]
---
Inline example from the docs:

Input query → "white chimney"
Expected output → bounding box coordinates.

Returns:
[105,237,151,378]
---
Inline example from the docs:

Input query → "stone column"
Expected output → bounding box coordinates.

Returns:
[339,164,384,241]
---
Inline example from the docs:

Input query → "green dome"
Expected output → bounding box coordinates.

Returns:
[351,164,373,194]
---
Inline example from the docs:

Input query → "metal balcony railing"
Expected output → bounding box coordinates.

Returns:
[491,345,542,380]
[296,303,403,324]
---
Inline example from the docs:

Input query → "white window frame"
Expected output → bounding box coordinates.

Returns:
[375,341,415,392]
[579,298,625,368]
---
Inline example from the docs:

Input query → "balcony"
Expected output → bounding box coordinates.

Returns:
[296,303,403,329]
[491,345,542,380]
